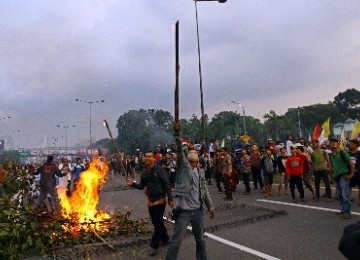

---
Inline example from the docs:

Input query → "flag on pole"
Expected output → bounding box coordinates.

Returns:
[312,123,322,141]
[321,117,331,138]
[220,138,225,148]
[318,117,331,144]
[339,126,345,150]
[351,119,360,139]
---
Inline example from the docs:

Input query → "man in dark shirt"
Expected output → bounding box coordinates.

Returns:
[126,151,174,257]
[35,155,65,214]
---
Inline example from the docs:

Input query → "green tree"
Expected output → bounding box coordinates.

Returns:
[208,111,240,141]
[333,88,360,119]
[285,103,344,140]
[116,109,174,153]
[263,110,287,141]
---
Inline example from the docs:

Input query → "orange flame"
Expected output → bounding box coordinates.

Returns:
[58,156,110,233]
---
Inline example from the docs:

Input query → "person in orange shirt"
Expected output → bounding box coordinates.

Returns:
[286,146,306,202]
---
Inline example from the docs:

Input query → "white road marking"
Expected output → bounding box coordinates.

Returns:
[204,232,281,260]
[257,199,360,216]
[164,216,281,260]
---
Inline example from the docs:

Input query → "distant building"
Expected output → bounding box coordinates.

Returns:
[0,139,4,154]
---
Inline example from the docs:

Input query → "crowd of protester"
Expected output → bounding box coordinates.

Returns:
[138,135,360,219]
[1,132,360,258]
[1,136,359,214]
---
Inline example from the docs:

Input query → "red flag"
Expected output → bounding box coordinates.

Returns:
[312,123,322,141]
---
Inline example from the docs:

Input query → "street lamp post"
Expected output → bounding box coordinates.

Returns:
[75,99,105,156]
[193,0,227,147]
[231,101,246,134]
[297,106,302,139]
[57,125,76,152]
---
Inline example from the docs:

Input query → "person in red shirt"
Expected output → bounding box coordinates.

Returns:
[286,146,306,202]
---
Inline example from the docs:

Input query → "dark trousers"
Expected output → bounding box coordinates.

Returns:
[215,172,223,191]
[289,176,305,199]
[223,175,233,199]
[251,166,263,189]
[170,171,176,189]
[243,172,251,192]
[205,168,212,184]
[315,170,331,198]
[303,174,315,195]
[148,203,169,249]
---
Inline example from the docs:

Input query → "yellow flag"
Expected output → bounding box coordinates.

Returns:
[321,117,331,138]
[339,126,345,150]
[240,134,251,143]
[351,119,360,139]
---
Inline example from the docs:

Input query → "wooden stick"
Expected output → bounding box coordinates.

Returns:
[93,230,116,251]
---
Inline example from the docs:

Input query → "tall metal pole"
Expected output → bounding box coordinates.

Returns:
[242,106,246,134]
[298,106,302,138]
[231,100,246,134]
[65,126,68,152]
[75,99,104,157]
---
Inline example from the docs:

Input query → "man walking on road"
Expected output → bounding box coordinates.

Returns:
[329,137,355,219]
[126,151,174,257]
[311,139,332,202]
[166,122,215,260]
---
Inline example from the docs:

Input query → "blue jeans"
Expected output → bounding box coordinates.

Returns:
[166,208,207,260]
[334,175,351,213]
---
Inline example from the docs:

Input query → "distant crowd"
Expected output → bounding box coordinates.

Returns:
[1,134,359,219]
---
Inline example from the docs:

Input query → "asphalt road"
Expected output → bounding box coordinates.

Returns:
[97,174,357,260]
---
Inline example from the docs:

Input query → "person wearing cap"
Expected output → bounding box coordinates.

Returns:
[329,137,355,219]
[286,146,306,202]
[166,122,215,260]
[311,139,332,202]
[348,139,360,205]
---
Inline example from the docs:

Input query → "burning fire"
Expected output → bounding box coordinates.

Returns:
[58,156,110,234]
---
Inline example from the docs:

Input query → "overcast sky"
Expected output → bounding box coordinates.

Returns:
[1,0,360,148]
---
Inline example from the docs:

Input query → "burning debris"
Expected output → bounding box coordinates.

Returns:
[58,156,111,234]
[0,159,151,259]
